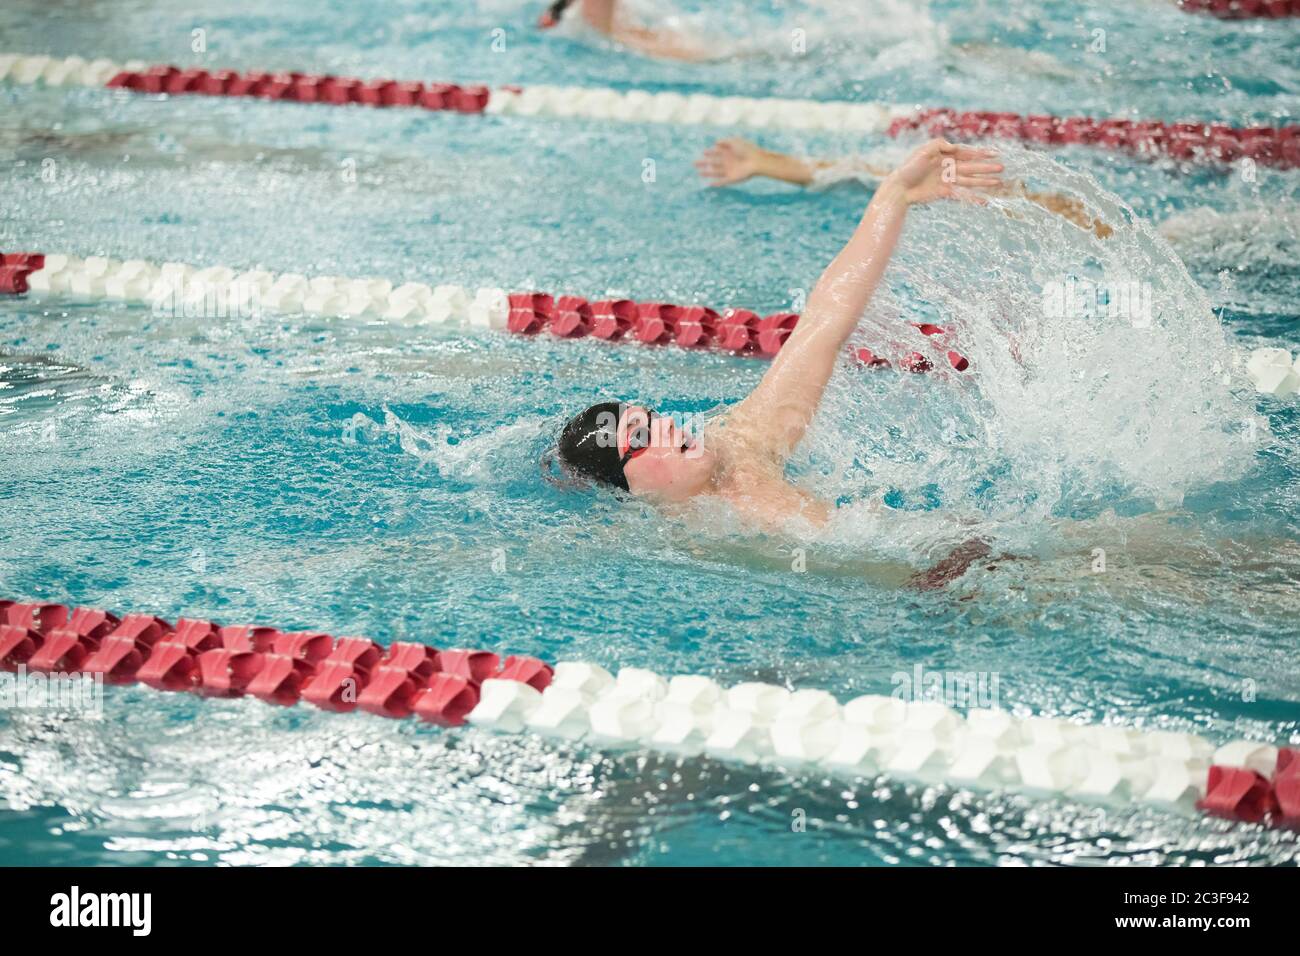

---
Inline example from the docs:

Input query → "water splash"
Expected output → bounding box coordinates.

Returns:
[800,145,1260,549]
[1160,206,1300,274]
[344,405,552,484]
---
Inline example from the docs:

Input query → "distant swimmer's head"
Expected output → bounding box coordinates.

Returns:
[537,0,577,29]
[552,401,714,501]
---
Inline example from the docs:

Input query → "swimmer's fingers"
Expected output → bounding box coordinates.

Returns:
[956,161,1004,176]
[695,157,735,186]
[952,157,1004,192]
[696,139,754,186]
[937,140,1000,162]
[694,150,728,182]
[706,139,745,160]
[696,142,733,167]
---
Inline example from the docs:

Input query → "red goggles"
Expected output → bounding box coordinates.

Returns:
[619,409,658,466]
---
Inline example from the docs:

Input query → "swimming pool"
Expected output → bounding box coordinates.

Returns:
[1,0,1298,866]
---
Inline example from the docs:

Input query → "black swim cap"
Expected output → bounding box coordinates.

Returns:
[556,400,629,491]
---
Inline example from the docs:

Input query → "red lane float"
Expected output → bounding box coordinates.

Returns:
[0,597,551,727]
[1198,766,1277,823]
[504,288,971,373]
[887,109,1300,169]
[0,252,43,295]
[106,64,491,114]
[2,596,1299,830]
[1275,748,1300,827]
[1178,0,1300,18]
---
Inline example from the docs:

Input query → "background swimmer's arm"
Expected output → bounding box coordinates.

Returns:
[696,138,891,188]
[579,0,616,32]
[580,0,715,61]
[1018,187,1113,238]
[696,139,817,187]
[725,141,1003,463]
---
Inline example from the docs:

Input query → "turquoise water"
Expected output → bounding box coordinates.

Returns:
[1,0,1298,865]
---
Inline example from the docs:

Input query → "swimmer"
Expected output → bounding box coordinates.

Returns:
[695,137,1113,239]
[537,0,716,62]
[549,139,1004,534]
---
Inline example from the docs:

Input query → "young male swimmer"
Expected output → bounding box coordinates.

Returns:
[696,137,1113,238]
[550,139,1004,534]
[538,0,715,62]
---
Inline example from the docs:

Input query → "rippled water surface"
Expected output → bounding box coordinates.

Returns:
[1,0,1298,865]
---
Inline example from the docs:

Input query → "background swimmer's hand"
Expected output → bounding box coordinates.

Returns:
[884,139,1003,206]
[695,138,762,186]
[696,139,823,188]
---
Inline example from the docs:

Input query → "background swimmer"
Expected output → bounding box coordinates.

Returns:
[696,136,1112,238]
[537,0,716,62]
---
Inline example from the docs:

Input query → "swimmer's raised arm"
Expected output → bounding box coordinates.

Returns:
[724,140,1002,462]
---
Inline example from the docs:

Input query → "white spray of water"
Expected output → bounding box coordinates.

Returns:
[345,406,551,484]
[1159,205,1300,273]
[798,145,1260,551]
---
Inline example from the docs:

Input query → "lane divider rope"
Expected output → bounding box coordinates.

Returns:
[888,109,1299,168]
[1178,0,1300,17]
[2,53,1297,169]
[1,597,1296,828]
[0,248,970,373]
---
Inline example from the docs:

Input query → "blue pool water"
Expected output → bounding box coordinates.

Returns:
[1,0,1298,865]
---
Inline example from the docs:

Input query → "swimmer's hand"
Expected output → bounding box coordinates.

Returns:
[697,139,832,189]
[882,139,1003,206]
[695,138,763,186]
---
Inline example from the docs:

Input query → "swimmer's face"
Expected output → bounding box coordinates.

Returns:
[618,405,715,502]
